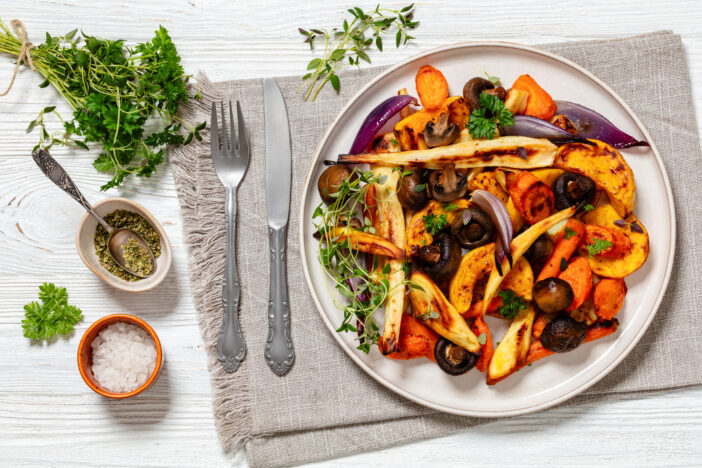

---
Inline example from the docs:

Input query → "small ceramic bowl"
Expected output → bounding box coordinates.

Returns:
[77,314,163,399]
[76,197,171,292]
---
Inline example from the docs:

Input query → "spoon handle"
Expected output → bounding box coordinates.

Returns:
[32,149,111,232]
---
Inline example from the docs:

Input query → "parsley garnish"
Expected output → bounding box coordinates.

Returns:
[466,91,514,139]
[563,226,577,239]
[477,332,487,345]
[484,72,500,86]
[416,309,440,321]
[22,283,82,340]
[560,257,568,271]
[442,202,459,212]
[423,213,448,235]
[497,289,526,319]
[413,183,427,193]
[583,203,595,212]
[586,238,613,257]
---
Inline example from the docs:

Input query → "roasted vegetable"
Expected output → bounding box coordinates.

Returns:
[539,316,587,353]
[372,167,408,354]
[508,170,555,224]
[554,101,648,149]
[531,168,564,188]
[532,278,574,314]
[482,207,576,315]
[583,224,633,258]
[463,77,495,110]
[392,96,465,151]
[468,171,509,204]
[405,199,469,256]
[434,337,479,375]
[418,233,462,283]
[511,74,557,120]
[582,204,649,278]
[504,88,528,114]
[558,256,593,312]
[318,164,357,204]
[383,314,440,361]
[502,115,593,145]
[338,136,559,170]
[326,227,405,259]
[594,278,627,320]
[449,243,495,316]
[424,112,460,147]
[397,170,429,211]
[428,163,468,201]
[349,95,416,154]
[471,316,493,372]
[416,65,449,111]
[554,140,636,217]
[408,271,481,353]
[553,171,596,212]
[487,303,536,385]
[525,233,554,274]
[465,257,534,318]
[536,219,586,281]
[451,206,496,250]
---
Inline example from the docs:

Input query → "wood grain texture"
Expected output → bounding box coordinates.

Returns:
[0,1,701,466]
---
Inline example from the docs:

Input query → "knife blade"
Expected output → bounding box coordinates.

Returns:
[263,78,295,375]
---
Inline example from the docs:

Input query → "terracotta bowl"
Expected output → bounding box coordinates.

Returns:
[76,197,171,292]
[77,314,163,399]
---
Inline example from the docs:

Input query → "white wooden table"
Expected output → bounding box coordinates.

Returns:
[2,1,701,466]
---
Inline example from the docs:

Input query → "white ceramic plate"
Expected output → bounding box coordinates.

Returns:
[299,42,675,417]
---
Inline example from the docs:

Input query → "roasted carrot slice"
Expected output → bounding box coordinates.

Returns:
[536,219,586,281]
[471,315,493,372]
[383,314,440,361]
[326,227,405,259]
[593,278,627,320]
[415,65,449,111]
[511,74,557,120]
[509,171,555,224]
[583,225,633,258]
[558,256,593,312]
[532,313,548,340]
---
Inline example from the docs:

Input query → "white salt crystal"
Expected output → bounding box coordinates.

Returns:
[91,321,157,393]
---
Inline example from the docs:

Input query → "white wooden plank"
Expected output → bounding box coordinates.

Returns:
[0,1,701,467]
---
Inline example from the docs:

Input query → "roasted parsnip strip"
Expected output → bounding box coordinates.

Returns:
[482,207,576,316]
[338,136,557,170]
[326,227,406,260]
[486,304,536,385]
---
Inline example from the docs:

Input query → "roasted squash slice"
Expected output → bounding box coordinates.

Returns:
[582,204,649,278]
[405,199,470,256]
[393,96,467,151]
[408,271,481,353]
[449,243,495,315]
[554,140,636,217]
[469,171,509,204]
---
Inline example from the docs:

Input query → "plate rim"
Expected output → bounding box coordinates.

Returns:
[298,41,677,417]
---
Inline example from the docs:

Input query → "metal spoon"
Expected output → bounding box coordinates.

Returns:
[32,149,156,278]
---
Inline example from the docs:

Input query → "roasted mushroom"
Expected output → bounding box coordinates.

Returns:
[428,163,468,202]
[451,206,495,250]
[463,77,495,110]
[540,316,587,352]
[525,233,554,273]
[397,170,429,211]
[423,112,460,148]
[434,337,480,375]
[485,86,507,101]
[318,164,356,205]
[553,172,596,211]
[418,233,462,283]
[533,277,574,313]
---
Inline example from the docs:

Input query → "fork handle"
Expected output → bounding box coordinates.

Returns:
[265,225,295,375]
[216,187,246,372]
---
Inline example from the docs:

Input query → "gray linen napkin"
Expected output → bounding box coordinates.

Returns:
[169,31,702,468]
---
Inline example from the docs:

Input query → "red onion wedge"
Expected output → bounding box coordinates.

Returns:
[502,115,594,145]
[349,95,416,154]
[555,101,649,149]
[471,189,513,275]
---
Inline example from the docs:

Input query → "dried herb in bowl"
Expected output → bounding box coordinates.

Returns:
[94,210,160,281]
[120,238,154,278]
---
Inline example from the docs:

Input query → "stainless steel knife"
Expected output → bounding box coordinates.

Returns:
[263,78,295,376]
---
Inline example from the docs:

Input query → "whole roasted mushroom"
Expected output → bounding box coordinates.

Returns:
[423,112,460,148]
[317,164,356,205]
[417,233,462,283]
[540,316,587,353]
[553,171,596,211]
[463,77,495,110]
[525,233,554,273]
[451,206,495,250]
[428,163,468,202]
[532,278,574,314]
[434,337,479,375]
[397,170,429,211]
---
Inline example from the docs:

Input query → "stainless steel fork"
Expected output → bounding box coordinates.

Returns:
[211,101,249,373]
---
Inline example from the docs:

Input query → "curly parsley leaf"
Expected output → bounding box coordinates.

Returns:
[497,289,526,320]
[423,213,448,235]
[586,238,613,257]
[22,283,82,340]
[467,91,514,140]
[563,226,577,239]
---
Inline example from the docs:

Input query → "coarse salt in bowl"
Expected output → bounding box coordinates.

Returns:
[77,314,163,398]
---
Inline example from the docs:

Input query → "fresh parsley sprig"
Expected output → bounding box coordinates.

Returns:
[298,4,419,101]
[586,238,613,257]
[22,283,82,340]
[497,289,526,320]
[467,91,514,140]
[422,213,448,235]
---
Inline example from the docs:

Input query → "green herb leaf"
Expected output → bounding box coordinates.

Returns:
[477,332,487,345]
[442,203,459,212]
[497,289,526,320]
[22,283,82,340]
[560,257,568,271]
[467,91,514,140]
[484,72,500,86]
[563,226,577,239]
[413,183,426,193]
[422,213,448,235]
[583,203,595,212]
[586,238,613,257]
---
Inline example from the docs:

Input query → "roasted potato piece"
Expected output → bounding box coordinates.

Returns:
[554,140,636,217]
[405,199,470,256]
[408,271,481,353]
[582,204,649,278]
[487,304,536,385]
[530,168,564,187]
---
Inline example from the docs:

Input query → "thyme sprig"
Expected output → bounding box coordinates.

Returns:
[298,4,419,101]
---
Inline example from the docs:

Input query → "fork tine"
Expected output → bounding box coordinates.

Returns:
[220,102,229,152]
[210,103,219,154]
[229,101,237,156]
[236,101,249,160]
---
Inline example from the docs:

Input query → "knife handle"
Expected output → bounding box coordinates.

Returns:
[265,225,295,375]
